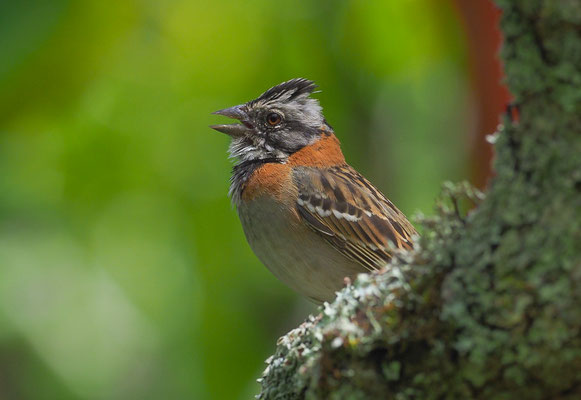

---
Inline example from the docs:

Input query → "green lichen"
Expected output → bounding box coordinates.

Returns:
[257,0,581,398]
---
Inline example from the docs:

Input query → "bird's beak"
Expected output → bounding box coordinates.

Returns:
[210,105,253,138]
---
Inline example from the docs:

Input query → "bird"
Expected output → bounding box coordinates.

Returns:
[211,78,417,303]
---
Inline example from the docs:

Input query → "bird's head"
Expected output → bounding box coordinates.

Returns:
[211,78,331,163]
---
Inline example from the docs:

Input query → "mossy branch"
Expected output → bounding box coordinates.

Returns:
[257,1,581,399]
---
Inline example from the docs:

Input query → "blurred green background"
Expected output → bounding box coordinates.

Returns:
[0,1,488,399]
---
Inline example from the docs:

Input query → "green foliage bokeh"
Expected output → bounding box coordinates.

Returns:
[0,1,473,399]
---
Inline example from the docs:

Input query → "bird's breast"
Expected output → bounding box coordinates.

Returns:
[240,162,291,202]
[236,194,363,303]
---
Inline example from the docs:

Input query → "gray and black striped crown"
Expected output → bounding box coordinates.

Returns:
[251,78,318,105]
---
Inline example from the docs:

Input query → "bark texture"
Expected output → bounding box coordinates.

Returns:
[257,1,581,399]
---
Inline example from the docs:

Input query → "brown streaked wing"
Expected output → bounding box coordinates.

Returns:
[293,165,416,271]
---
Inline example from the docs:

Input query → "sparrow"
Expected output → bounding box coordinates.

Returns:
[211,78,416,303]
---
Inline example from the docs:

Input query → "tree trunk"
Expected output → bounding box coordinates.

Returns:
[257,1,581,399]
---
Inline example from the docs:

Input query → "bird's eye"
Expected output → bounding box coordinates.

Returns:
[266,112,282,126]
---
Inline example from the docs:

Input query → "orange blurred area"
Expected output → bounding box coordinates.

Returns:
[454,0,511,188]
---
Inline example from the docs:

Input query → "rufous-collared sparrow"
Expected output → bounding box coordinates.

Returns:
[211,79,416,303]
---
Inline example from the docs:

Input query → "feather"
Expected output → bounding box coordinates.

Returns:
[293,165,416,271]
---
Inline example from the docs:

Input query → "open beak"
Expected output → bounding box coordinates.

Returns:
[210,105,253,138]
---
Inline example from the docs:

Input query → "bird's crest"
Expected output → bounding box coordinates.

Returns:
[251,78,318,106]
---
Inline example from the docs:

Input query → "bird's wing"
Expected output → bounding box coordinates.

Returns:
[293,165,416,271]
